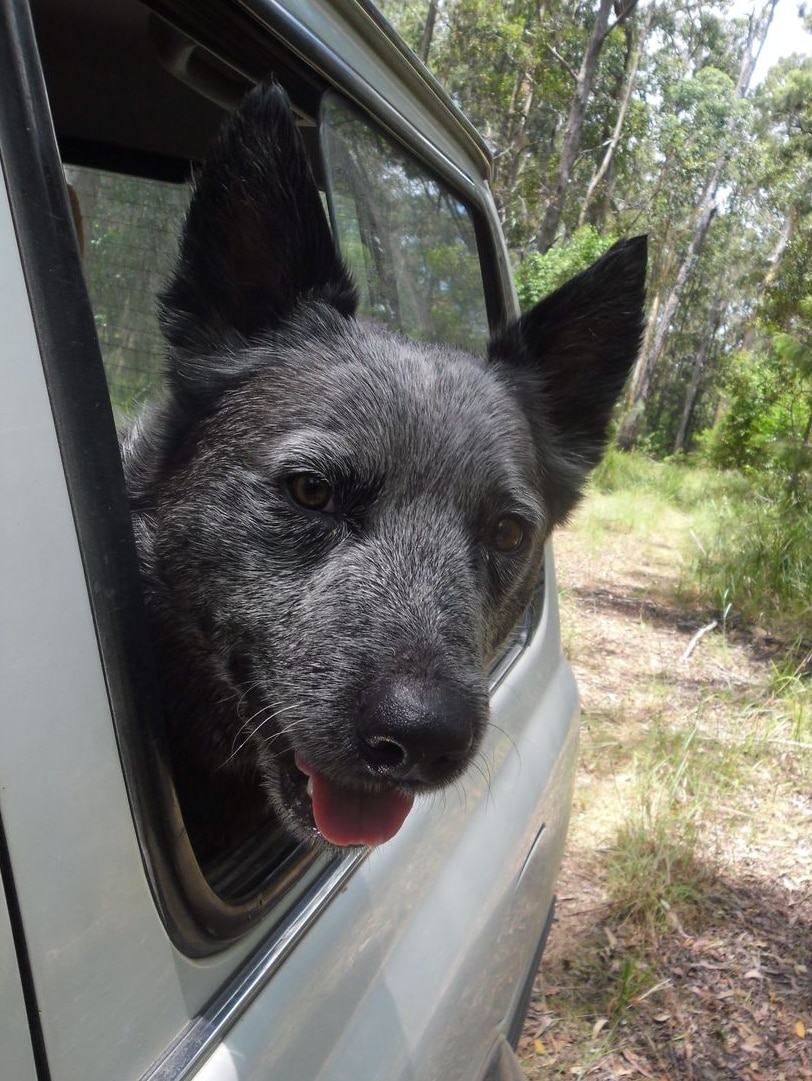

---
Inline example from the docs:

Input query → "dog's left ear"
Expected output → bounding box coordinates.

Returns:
[159,80,357,406]
[489,235,647,516]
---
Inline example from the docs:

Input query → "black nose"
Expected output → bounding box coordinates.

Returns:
[357,676,481,785]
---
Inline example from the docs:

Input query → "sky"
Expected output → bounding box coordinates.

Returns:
[733,0,812,82]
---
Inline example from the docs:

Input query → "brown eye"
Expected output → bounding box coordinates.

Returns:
[287,472,334,512]
[492,515,525,554]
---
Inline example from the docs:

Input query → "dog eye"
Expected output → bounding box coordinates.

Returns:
[491,515,525,554]
[286,472,335,513]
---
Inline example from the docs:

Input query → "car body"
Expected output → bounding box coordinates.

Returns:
[0,1,579,1079]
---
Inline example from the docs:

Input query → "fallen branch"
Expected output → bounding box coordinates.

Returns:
[681,620,718,661]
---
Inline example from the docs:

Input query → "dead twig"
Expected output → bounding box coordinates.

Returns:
[681,620,718,662]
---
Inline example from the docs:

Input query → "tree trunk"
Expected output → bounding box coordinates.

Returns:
[741,210,793,352]
[578,3,653,229]
[419,0,438,63]
[673,284,724,453]
[536,0,639,252]
[618,196,718,449]
[617,0,778,449]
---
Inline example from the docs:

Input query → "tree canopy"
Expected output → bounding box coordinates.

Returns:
[379,0,812,478]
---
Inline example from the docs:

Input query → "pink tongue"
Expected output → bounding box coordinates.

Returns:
[295,757,415,847]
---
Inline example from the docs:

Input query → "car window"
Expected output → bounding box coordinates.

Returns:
[320,93,489,353]
[60,89,495,946]
[63,166,190,423]
[62,153,338,943]
[67,99,490,430]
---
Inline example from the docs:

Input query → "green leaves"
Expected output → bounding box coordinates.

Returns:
[513,225,617,307]
[379,1,812,458]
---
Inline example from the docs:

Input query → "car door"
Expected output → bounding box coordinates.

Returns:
[0,1,578,1079]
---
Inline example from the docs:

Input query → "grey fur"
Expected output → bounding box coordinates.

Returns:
[122,81,647,853]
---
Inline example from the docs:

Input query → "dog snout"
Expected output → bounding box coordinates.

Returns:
[357,676,482,785]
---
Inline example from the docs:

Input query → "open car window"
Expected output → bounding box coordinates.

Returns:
[63,166,190,423]
[60,88,501,951]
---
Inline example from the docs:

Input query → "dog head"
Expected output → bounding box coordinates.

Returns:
[124,82,646,850]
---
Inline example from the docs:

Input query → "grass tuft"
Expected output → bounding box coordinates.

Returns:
[523,453,812,1080]
[690,490,812,638]
[592,449,812,652]
[602,725,726,934]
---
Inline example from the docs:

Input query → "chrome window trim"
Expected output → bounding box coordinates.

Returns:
[489,566,546,690]
[143,848,367,1081]
[233,0,491,189]
[488,613,531,691]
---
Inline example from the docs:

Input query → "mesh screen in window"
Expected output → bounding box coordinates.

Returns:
[64,165,190,423]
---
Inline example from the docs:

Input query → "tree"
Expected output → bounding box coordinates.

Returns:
[378,1,647,251]
[577,2,654,229]
[617,0,779,449]
[535,0,640,251]
[379,1,812,464]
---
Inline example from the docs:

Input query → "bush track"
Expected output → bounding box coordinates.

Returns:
[519,489,812,1081]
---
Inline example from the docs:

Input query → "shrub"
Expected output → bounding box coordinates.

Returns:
[691,485,812,637]
[513,225,617,308]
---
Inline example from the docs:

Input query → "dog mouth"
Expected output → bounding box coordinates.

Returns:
[279,752,415,848]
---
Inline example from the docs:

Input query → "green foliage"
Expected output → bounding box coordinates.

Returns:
[378,0,650,248]
[659,67,741,194]
[607,797,711,932]
[701,333,812,490]
[361,4,812,475]
[769,641,812,744]
[513,226,616,308]
[692,486,812,638]
[701,349,783,470]
[591,447,743,508]
[589,452,811,645]
[602,718,739,935]
[761,221,812,333]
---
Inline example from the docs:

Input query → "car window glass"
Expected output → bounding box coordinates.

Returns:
[63,166,190,423]
[320,94,489,353]
[61,159,335,935]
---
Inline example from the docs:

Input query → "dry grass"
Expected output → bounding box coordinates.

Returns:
[519,463,812,1080]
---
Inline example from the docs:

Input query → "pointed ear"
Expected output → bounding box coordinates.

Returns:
[489,236,647,515]
[159,80,357,399]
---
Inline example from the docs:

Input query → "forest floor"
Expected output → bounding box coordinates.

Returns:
[518,484,811,1081]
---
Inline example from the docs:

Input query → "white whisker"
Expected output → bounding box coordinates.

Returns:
[223,702,302,765]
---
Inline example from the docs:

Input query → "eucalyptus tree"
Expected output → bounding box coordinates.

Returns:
[378,0,808,461]
[617,0,778,449]
[709,55,812,486]
[378,0,650,250]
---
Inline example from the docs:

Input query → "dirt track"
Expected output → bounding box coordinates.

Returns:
[519,509,811,1080]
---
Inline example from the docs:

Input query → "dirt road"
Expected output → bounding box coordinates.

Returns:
[519,504,811,1080]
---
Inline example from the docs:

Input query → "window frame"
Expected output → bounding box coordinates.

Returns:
[4,0,528,957]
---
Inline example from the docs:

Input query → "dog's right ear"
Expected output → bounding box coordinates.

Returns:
[159,80,357,407]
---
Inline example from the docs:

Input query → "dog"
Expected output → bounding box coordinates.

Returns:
[122,81,646,856]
